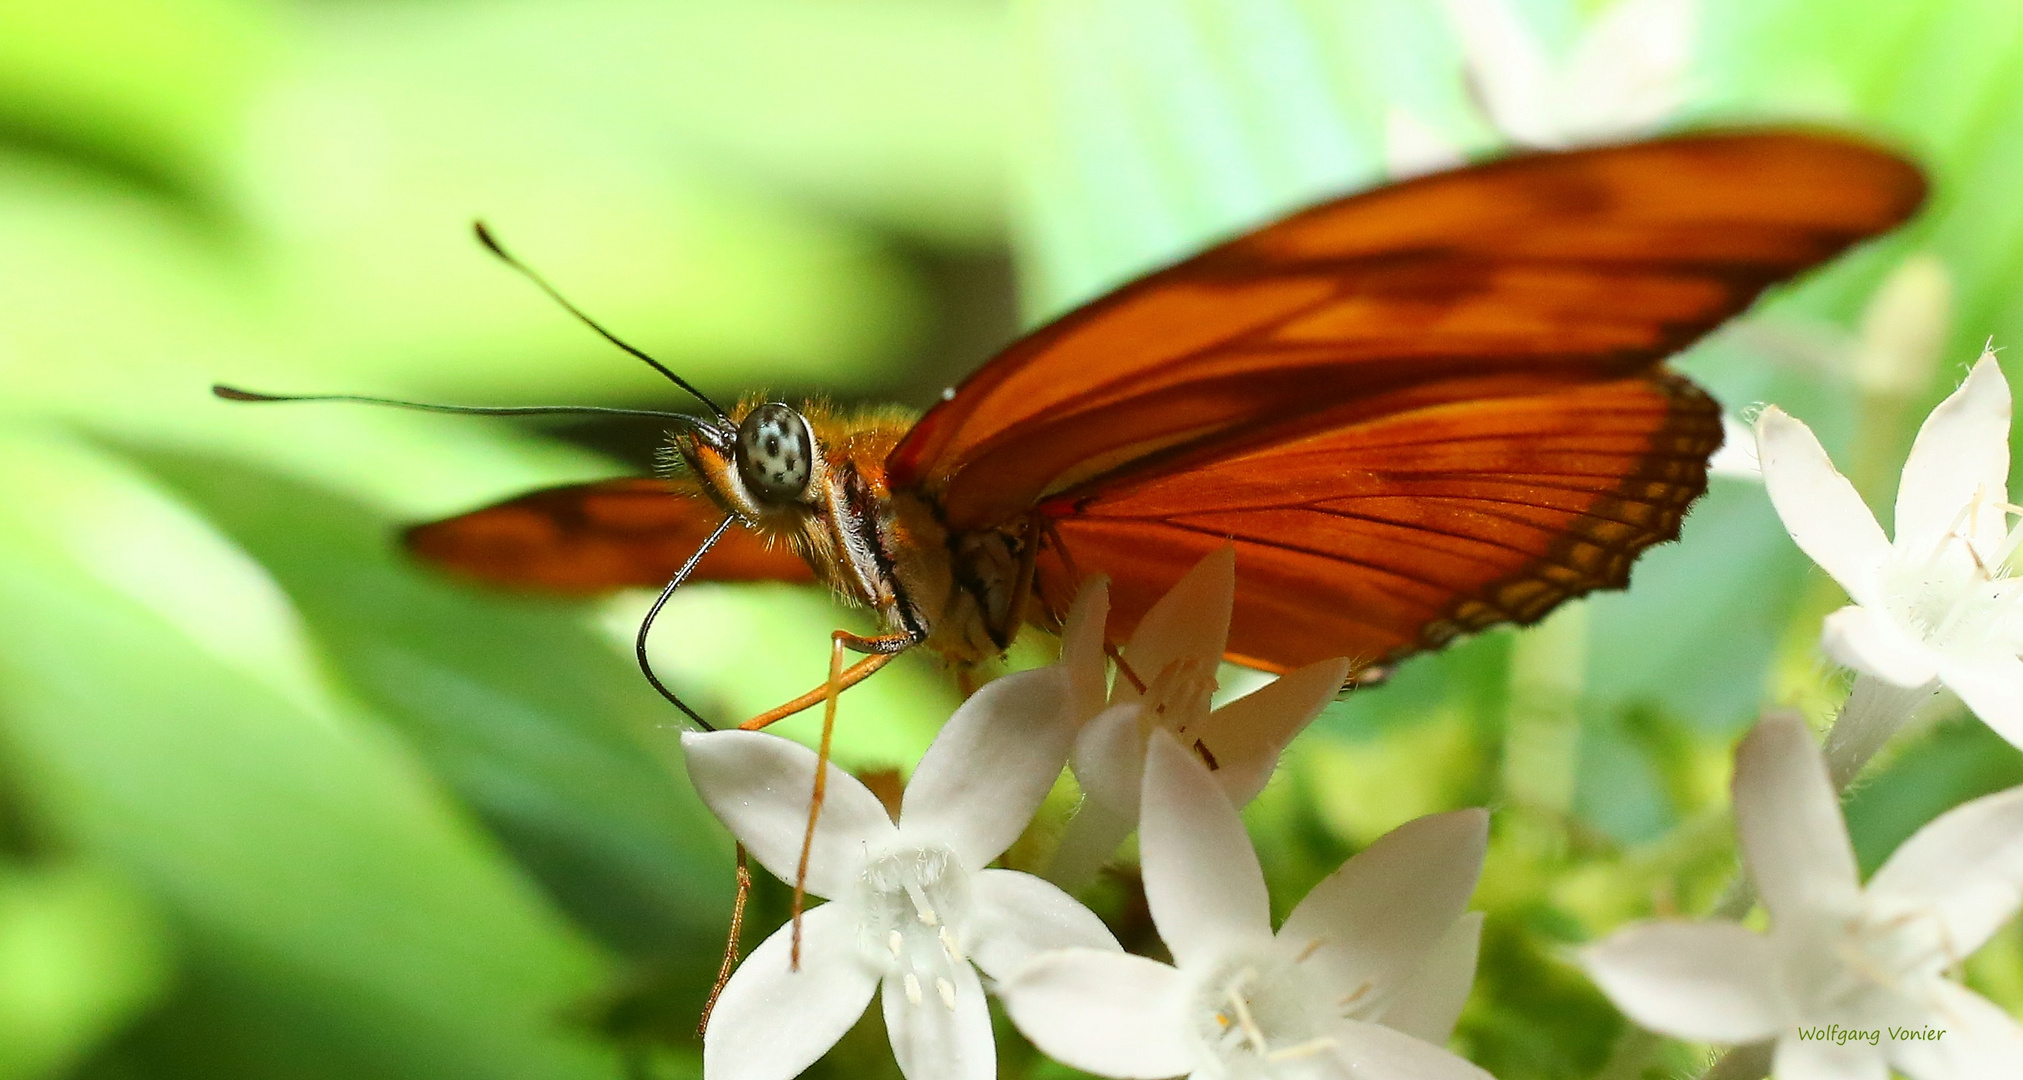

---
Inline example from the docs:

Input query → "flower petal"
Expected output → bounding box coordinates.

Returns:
[1773,1035,1889,1080]
[1557,0,1694,142]
[1707,413,1762,481]
[967,868,1120,982]
[1327,1018,1494,1080]
[1887,979,2023,1080]
[1579,921,1784,1043]
[1376,911,1482,1046]
[1895,351,2013,560]
[1384,108,1465,179]
[901,666,1074,868]
[1045,796,1137,892]
[1199,656,1353,808]
[1281,810,1488,999]
[703,903,879,1080]
[1118,546,1233,706]
[1757,407,1892,607]
[1868,784,2023,958]
[683,730,898,898]
[998,948,1192,1079]
[1060,576,1114,722]
[1072,702,1148,818]
[1732,713,1862,924]
[1141,730,1273,966]
[1821,604,1940,688]
[883,958,994,1080]
[1937,653,2023,749]
[1440,0,1559,147]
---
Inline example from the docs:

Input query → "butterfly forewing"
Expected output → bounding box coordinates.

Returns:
[406,477,814,592]
[889,131,1923,532]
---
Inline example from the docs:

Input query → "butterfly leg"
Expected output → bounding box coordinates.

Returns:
[697,843,750,1035]
[985,511,1048,650]
[783,629,910,968]
[734,630,914,731]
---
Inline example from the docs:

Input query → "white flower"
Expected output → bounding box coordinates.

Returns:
[684,666,1118,1080]
[1582,713,2023,1079]
[1449,0,1694,148]
[1383,107,1468,179]
[1706,413,1763,481]
[1386,0,1694,172]
[1756,350,2023,743]
[1052,549,1352,884]
[1004,730,1493,1080]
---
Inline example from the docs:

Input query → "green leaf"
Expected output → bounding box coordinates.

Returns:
[0,427,623,1080]
[0,863,168,1080]
[303,0,1012,248]
[0,0,270,209]
[120,444,740,964]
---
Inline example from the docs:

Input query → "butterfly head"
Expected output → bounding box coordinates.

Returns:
[676,400,826,523]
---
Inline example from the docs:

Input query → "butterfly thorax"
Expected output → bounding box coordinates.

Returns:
[672,398,1023,665]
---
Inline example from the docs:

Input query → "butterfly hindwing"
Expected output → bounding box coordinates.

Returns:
[1036,373,1721,672]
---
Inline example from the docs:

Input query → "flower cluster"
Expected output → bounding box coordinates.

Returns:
[1049,549,1351,888]
[685,551,1489,1080]
[682,326,2023,1078]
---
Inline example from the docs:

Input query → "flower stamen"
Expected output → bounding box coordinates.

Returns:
[904,878,939,926]
[1145,657,1218,737]
[1925,497,1980,569]
[1226,979,1269,1055]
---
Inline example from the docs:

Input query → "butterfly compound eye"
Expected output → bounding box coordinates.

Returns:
[735,403,815,504]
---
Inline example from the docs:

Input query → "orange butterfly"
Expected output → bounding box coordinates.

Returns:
[223,131,1924,730]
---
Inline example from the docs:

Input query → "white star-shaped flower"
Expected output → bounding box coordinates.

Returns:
[1387,0,1695,175]
[1004,730,1493,1080]
[1052,549,1352,884]
[1583,712,2023,1078]
[684,666,1118,1080]
[1756,350,2023,743]
[1446,0,1695,148]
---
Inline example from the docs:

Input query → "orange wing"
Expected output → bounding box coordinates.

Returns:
[888,131,1924,533]
[405,477,815,593]
[1035,373,1720,671]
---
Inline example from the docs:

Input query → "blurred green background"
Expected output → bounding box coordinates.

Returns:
[1,1,2020,1078]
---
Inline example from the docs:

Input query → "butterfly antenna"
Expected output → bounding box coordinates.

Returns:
[636,515,739,730]
[472,220,734,425]
[211,385,702,424]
